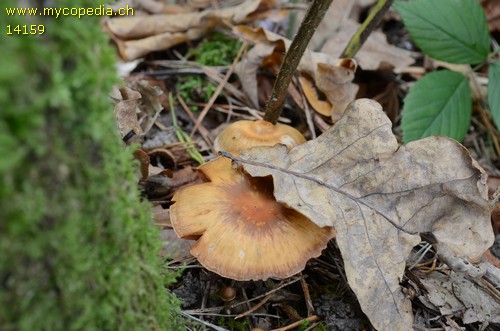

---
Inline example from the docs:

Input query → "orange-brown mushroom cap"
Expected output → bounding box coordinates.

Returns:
[170,157,335,281]
[213,120,306,155]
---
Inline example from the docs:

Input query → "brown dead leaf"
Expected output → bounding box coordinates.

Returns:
[128,80,164,135]
[111,86,143,144]
[299,65,360,122]
[314,62,359,121]
[112,31,195,61]
[233,99,494,330]
[235,41,284,108]
[481,0,500,32]
[418,272,500,325]
[322,19,415,71]
[110,80,165,142]
[104,11,208,39]
[103,0,272,60]
[299,75,331,117]
[234,25,352,77]
[148,148,177,170]
[133,149,150,180]
[233,26,358,114]
[144,166,201,200]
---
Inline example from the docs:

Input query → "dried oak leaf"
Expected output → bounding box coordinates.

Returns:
[234,99,494,331]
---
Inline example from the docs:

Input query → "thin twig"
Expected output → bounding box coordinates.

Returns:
[263,0,333,124]
[477,105,500,156]
[341,0,395,58]
[212,106,258,120]
[179,311,229,331]
[304,322,321,331]
[142,68,226,77]
[180,311,281,318]
[176,92,214,151]
[240,288,255,329]
[189,42,248,138]
[299,273,315,317]
[270,315,320,331]
[183,276,302,315]
[465,64,500,157]
[169,93,204,165]
[147,59,249,102]
[298,78,317,139]
[234,294,272,319]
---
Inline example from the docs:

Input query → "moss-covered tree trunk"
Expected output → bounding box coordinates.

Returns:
[0,1,184,330]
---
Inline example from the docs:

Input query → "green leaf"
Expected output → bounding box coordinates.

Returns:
[394,0,489,64]
[402,70,471,143]
[488,61,500,130]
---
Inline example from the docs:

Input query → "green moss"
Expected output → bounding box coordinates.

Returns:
[177,75,217,106]
[176,31,242,107]
[298,319,311,331]
[187,32,242,67]
[216,317,249,331]
[311,322,328,331]
[0,1,184,330]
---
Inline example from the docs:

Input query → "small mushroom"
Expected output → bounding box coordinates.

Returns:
[213,120,306,155]
[170,157,335,281]
[220,286,237,302]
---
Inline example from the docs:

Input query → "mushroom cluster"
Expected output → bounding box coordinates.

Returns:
[170,120,335,281]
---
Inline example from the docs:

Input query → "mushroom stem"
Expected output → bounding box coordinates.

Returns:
[263,0,333,125]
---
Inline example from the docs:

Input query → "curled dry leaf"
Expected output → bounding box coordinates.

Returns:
[233,99,494,330]
[235,41,282,108]
[233,26,350,74]
[233,26,358,113]
[103,0,275,60]
[302,62,359,121]
[147,148,177,170]
[128,80,164,135]
[299,75,331,116]
[111,86,143,144]
[133,149,150,180]
[145,166,200,201]
[110,80,164,142]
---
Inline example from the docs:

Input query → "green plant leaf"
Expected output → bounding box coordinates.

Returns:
[394,0,489,64]
[402,70,471,143]
[488,61,500,130]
